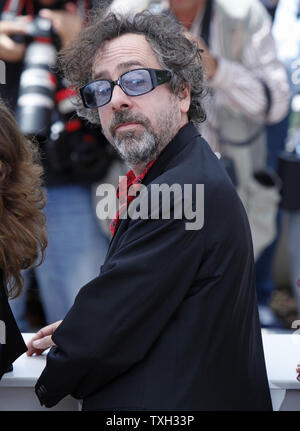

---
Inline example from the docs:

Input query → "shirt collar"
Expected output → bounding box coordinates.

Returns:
[116,159,157,201]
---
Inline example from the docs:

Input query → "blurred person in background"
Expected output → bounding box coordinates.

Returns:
[112,0,291,327]
[0,0,115,330]
[272,0,300,317]
[0,99,47,379]
[254,0,289,328]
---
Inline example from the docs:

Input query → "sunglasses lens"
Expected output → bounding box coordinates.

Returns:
[83,80,111,108]
[81,69,169,108]
[122,69,153,96]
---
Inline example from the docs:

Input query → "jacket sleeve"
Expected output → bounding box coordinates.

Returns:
[208,0,291,124]
[35,208,205,407]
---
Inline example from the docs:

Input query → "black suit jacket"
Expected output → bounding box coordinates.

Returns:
[0,271,27,380]
[35,123,272,410]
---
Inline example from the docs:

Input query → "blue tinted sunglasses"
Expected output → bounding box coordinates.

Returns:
[80,68,172,108]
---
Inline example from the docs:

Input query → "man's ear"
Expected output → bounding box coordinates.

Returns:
[178,83,191,115]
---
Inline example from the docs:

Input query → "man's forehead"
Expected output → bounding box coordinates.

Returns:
[92,33,161,78]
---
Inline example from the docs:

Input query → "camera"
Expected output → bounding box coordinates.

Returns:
[47,119,115,180]
[15,16,59,138]
[7,7,114,181]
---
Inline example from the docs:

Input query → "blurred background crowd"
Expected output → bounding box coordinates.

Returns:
[0,0,299,331]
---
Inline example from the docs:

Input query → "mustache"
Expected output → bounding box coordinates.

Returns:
[109,111,151,135]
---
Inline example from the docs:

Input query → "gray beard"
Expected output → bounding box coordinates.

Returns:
[109,102,179,168]
[113,129,160,167]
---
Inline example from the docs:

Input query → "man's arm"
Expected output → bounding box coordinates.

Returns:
[38,3,83,48]
[207,3,291,124]
[0,3,83,63]
[0,17,30,62]
[34,211,205,408]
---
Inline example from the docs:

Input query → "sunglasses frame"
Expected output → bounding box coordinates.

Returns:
[80,68,172,108]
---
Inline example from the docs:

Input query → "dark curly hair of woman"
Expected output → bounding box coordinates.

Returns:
[0,100,47,299]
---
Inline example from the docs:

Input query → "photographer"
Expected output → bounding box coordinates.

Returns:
[0,0,114,330]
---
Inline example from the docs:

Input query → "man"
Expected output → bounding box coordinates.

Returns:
[113,0,291,328]
[0,0,112,328]
[27,8,272,411]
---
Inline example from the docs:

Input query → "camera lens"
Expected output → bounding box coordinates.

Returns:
[15,18,57,138]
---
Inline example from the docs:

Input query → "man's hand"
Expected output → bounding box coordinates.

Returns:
[197,37,218,79]
[185,32,218,79]
[39,2,83,48]
[26,320,63,356]
[0,16,32,62]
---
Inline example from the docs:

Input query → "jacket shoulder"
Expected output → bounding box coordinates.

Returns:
[154,134,234,200]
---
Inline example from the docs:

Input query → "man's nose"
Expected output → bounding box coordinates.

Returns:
[110,84,133,111]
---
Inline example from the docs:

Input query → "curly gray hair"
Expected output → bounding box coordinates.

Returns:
[58,6,206,126]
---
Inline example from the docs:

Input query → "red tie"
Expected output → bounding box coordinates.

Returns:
[110,159,156,237]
